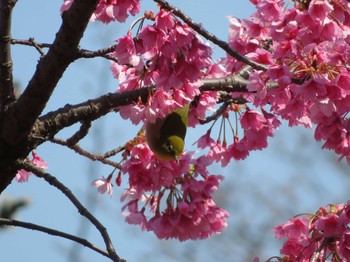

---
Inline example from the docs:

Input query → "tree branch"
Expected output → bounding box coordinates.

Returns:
[0,0,17,112]
[153,0,268,71]
[66,121,92,146]
[16,161,123,262]
[50,137,121,169]
[34,87,150,141]
[0,0,100,194]
[11,38,118,62]
[32,75,249,148]
[0,0,99,147]
[0,218,111,259]
[200,75,249,92]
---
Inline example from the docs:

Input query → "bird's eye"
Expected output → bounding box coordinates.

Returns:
[165,141,173,153]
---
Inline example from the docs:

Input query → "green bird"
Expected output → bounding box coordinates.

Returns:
[146,104,189,162]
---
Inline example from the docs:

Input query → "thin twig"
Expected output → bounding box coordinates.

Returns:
[199,102,229,125]
[50,137,121,169]
[11,38,118,62]
[153,0,268,71]
[0,218,110,258]
[100,146,126,159]
[16,161,123,262]
[28,37,45,57]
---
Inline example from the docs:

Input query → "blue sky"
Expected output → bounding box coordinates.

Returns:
[2,1,350,262]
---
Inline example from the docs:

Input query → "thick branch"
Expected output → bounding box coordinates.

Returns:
[0,0,99,148]
[0,0,17,112]
[17,161,123,262]
[34,75,249,143]
[153,0,268,71]
[0,218,110,258]
[35,87,149,141]
[200,75,249,92]
[66,121,92,146]
[0,0,100,194]
[32,75,248,147]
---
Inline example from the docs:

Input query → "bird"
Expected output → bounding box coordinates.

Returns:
[145,104,189,162]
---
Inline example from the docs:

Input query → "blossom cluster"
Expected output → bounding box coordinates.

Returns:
[66,0,350,246]
[111,9,213,124]
[61,0,141,23]
[273,202,350,261]
[120,144,229,241]
[226,0,350,163]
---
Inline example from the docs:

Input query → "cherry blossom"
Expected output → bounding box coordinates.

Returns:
[120,143,228,240]
[61,0,350,248]
[15,151,48,183]
[111,9,212,125]
[61,0,141,23]
[91,174,113,196]
[273,203,350,261]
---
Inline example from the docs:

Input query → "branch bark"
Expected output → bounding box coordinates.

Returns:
[1,0,99,147]
[17,161,123,262]
[0,0,100,194]
[0,218,111,259]
[0,0,17,112]
[33,75,248,144]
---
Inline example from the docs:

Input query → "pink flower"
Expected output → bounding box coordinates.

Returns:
[197,130,216,149]
[308,0,333,22]
[122,199,148,230]
[15,151,48,183]
[222,137,249,165]
[15,169,31,183]
[61,0,141,23]
[60,0,73,13]
[273,217,310,240]
[31,151,48,169]
[339,230,350,260]
[240,110,266,131]
[113,31,140,66]
[314,214,343,238]
[91,175,113,196]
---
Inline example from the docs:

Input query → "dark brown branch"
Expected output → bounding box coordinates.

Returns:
[0,0,17,112]
[200,75,249,92]
[33,75,249,147]
[0,0,99,147]
[50,137,121,169]
[0,218,110,259]
[34,87,150,143]
[199,102,229,125]
[16,161,123,262]
[0,0,100,194]
[153,0,268,71]
[66,121,91,146]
